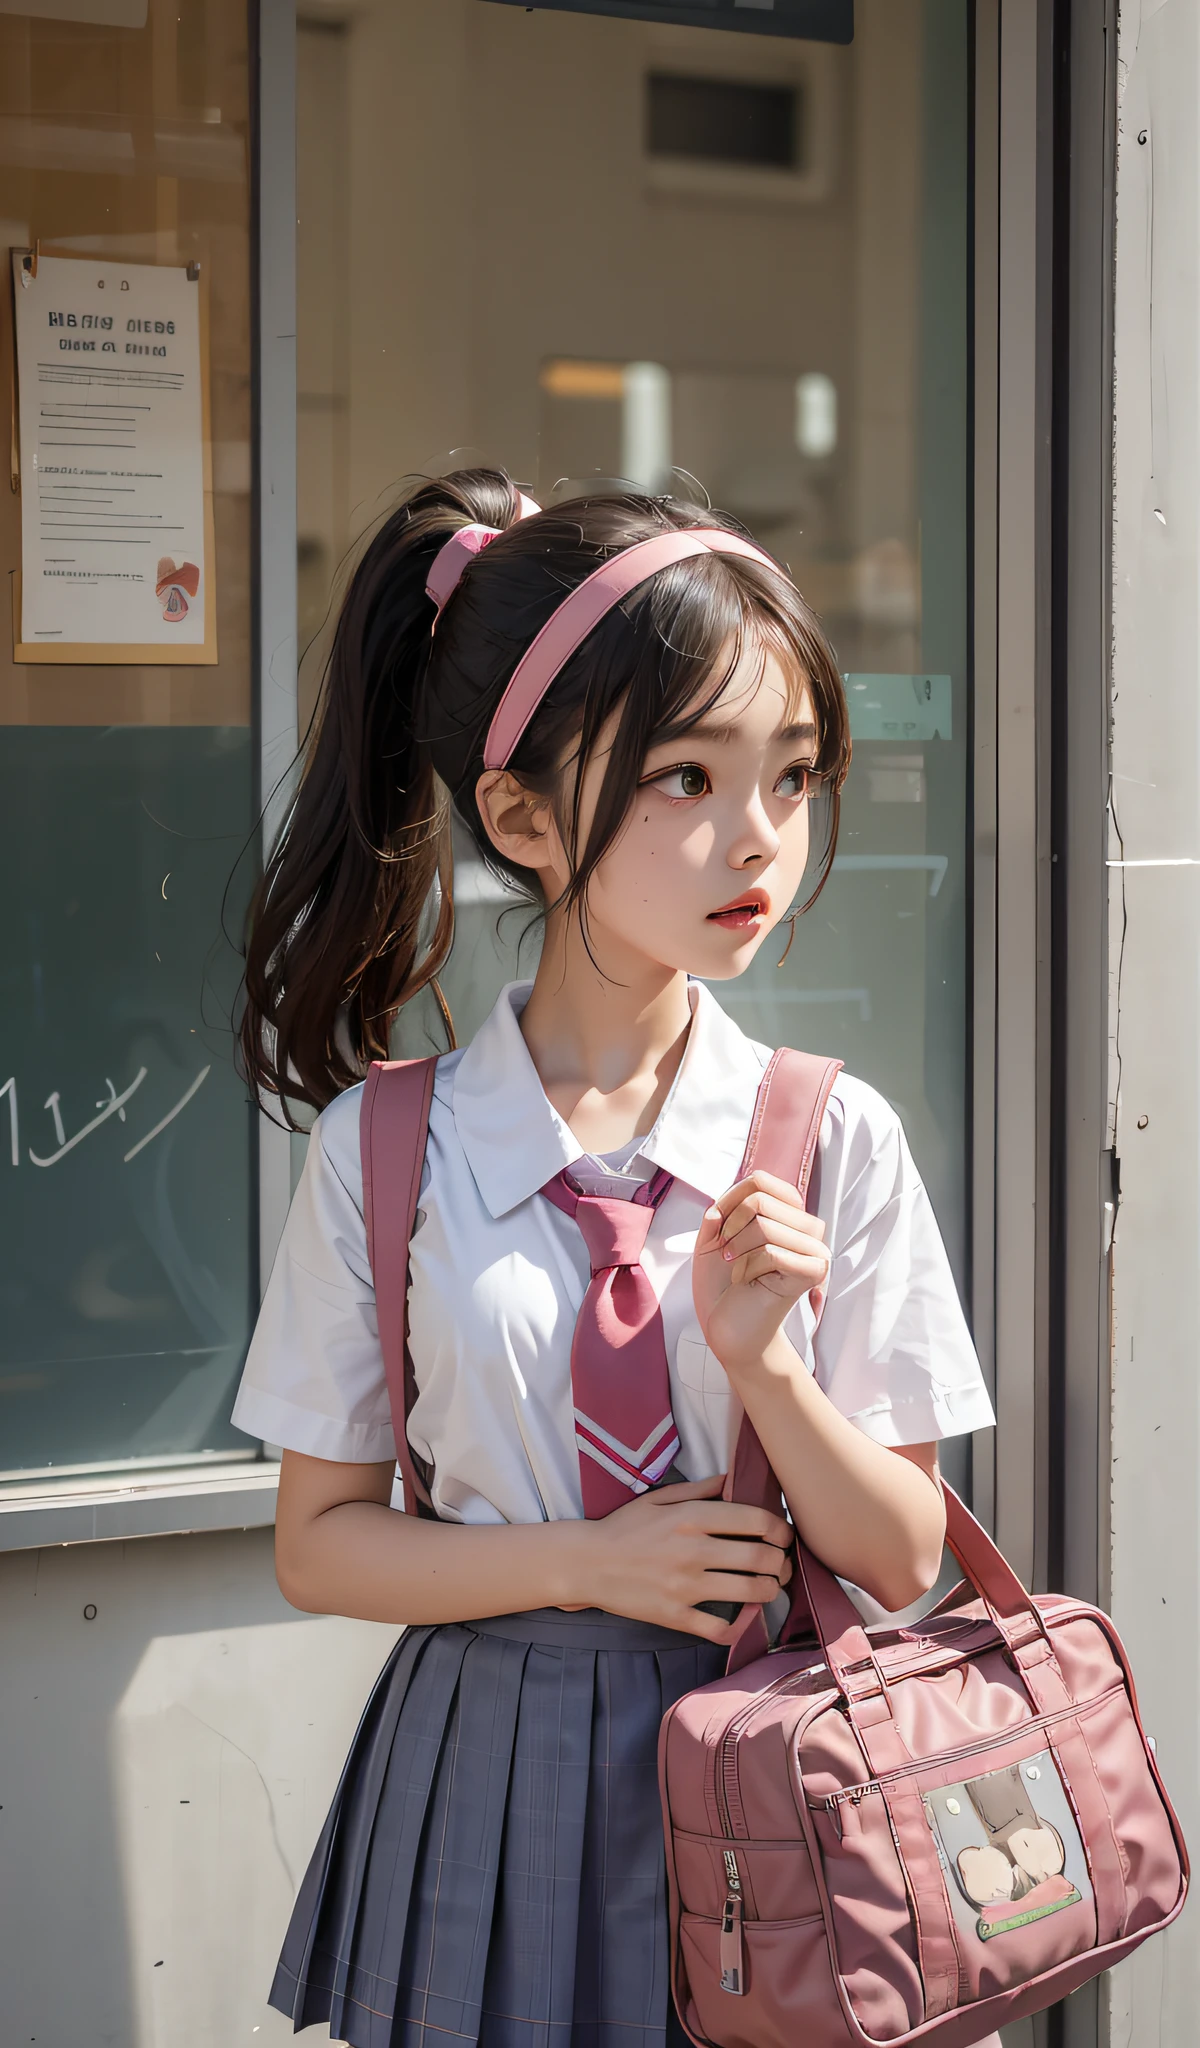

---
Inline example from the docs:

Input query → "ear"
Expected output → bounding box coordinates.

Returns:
[474,770,560,879]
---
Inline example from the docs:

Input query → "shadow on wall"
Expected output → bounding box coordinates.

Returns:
[0,1526,399,2047]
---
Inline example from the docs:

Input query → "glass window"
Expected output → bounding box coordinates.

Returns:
[296,0,972,1463]
[646,73,800,168]
[0,0,256,1481]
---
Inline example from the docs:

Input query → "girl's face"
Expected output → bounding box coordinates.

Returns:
[543,639,821,983]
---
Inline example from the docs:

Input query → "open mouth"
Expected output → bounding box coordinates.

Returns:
[707,891,769,930]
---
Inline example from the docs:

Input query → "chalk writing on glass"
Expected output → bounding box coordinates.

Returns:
[0,1077,17,1167]
[14,1063,212,1169]
[97,1076,132,1122]
[29,1068,147,1167]
[43,1090,66,1148]
[123,1066,211,1163]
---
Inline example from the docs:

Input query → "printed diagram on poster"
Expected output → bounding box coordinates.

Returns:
[10,250,217,663]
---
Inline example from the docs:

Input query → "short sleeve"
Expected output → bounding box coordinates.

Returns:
[230,1087,398,1463]
[806,1076,995,1446]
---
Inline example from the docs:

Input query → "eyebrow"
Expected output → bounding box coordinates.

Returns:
[673,718,818,748]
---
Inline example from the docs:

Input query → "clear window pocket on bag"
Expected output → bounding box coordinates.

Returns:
[923,1749,1092,1945]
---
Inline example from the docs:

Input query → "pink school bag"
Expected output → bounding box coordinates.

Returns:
[360,1048,1188,2048]
[656,1053,1188,2048]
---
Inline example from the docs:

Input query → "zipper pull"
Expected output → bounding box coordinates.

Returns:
[720,1851,744,1995]
[720,1894,744,1995]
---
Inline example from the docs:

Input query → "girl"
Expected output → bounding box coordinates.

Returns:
[233,472,994,2048]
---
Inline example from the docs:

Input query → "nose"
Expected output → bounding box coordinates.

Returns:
[727,786,780,870]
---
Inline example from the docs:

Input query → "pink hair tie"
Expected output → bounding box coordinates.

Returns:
[425,492,541,618]
[483,527,783,771]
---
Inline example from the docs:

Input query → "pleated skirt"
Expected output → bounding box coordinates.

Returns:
[269,1607,726,2048]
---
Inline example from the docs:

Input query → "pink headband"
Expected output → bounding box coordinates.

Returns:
[482,528,784,770]
[425,492,541,615]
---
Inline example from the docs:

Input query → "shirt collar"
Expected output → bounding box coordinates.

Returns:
[637,982,768,1201]
[451,982,583,1217]
[451,979,768,1219]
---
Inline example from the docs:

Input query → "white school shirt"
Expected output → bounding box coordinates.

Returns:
[232,980,994,1522]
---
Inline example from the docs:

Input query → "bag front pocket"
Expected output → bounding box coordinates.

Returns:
[671,1831,823,1924]
[679,1910,842,2048]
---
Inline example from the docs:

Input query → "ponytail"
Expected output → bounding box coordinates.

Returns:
[239,469,523,1121]
[240,471,853,1123]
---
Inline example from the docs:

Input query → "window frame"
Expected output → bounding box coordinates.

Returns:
[0,0,295,1552]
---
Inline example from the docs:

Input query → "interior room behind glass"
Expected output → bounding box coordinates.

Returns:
[295,0,970,1316]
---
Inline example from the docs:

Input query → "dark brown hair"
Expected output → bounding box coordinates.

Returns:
[240,469,850,1121]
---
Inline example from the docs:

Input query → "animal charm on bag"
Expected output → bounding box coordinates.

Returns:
[657,1065,1188,2048]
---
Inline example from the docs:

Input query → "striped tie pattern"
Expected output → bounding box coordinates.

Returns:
[541,1165,679,1517]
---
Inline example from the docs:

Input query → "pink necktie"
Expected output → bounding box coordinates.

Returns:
[542,1165,680,1517]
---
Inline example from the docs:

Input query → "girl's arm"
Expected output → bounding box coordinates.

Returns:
[694,1171,947,1612]
[710,1345,944,1612]
[274,1450,795,1642]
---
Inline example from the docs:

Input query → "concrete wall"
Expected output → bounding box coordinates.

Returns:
[1,1526,398,2045]
[1108,0,1200,2037]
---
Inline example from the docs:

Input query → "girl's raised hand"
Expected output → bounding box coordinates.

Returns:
[571,1475,793,1645]
[692,1169,830,1377]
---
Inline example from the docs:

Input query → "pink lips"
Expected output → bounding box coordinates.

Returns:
[707,891,769,930]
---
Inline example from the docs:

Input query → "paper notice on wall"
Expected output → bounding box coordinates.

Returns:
[12,252,216,661]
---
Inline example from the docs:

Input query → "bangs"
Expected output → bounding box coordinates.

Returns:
[621,553,850,781]
[556,546,851,931]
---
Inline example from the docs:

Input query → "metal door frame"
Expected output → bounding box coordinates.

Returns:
[971,0,1056,1586]
[970,0,1116,1618]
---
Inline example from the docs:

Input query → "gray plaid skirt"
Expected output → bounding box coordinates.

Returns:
[269,1607,725,2048]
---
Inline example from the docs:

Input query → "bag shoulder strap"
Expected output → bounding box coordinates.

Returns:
[738,1043,843,1191]
[360,1055,439,1517]
[725,1046,842,1513]
[723,1046,842,1671]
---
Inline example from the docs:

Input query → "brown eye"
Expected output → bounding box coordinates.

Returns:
[777,764,816,801]
[646,763,711,800]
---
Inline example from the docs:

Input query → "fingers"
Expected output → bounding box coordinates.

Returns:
[720,1213,830,1272]
[698,1571,789,1607]
[694,1205,726,1261]
[626,1483,793,1552]
[720,1192,826,1253]
[700,1501,794,1548]
[729,1243,827,1292]
[700,1537,792,1580]
[645,1474,726,1505]
[712,1172,826,1232]
[620,1564,789,1647]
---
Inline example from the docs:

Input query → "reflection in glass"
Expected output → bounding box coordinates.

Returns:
[296,2,972,1350]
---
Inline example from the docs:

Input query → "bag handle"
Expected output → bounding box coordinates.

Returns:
[790,1483,1054,1666]
[785,1489,1077,1776]
[360,1056,439,1518]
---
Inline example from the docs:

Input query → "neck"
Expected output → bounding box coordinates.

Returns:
[519,909,693,1153]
